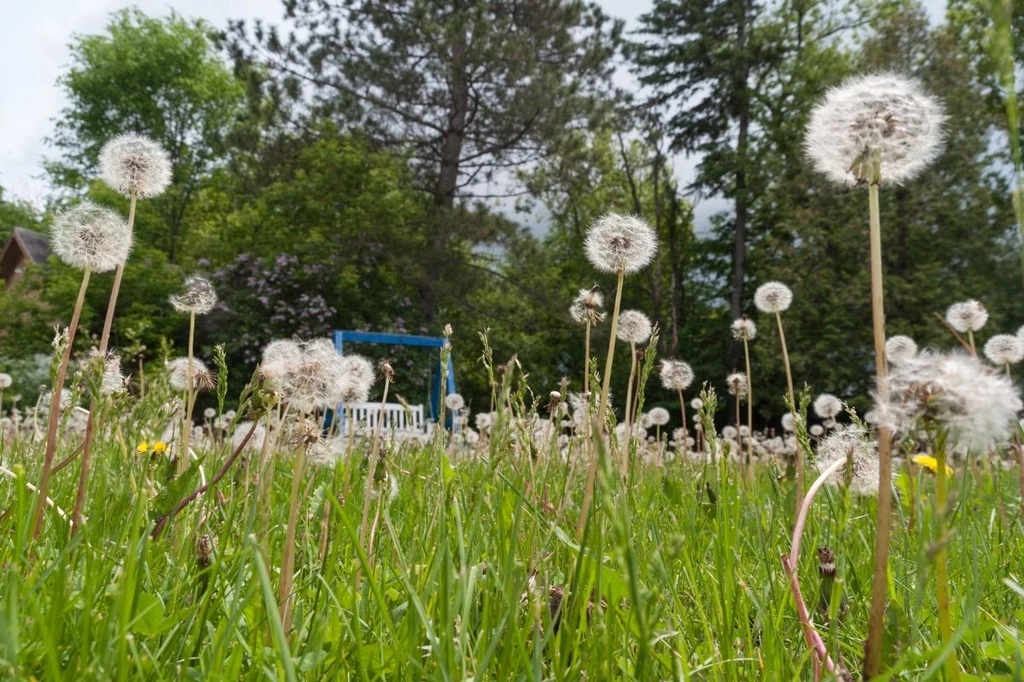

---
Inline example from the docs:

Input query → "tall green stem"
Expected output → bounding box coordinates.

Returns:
[864,181,896,678]
[33,266,92,540]
[577,268,624,540]
[583,320,591,396]
[279,440,306,638]
[623,341,637,478]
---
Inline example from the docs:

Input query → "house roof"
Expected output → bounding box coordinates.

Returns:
[11,227,49,264]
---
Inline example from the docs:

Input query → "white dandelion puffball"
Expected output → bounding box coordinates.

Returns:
[726,372,748,398]
[813,393,843,420]
[261,339,303,385]
[781,413,796,432]
[722,425,738,440]
[231,420,266,453]
[51,202,132,273]
[170,276,218,315]
[754,282,793,314]
[569,287,606,325]
[282,339,345,412]
[805,73,945,185]
[809,424,824,437]
[203,407,217,419]
[1017,324,1024,342]
[876,350,1022,452]
[336,354,375,404]
[0,373,11,389]
[984,334,1024,366]
[885,335,918,365]
[167,358,211,392]
[584,213,658,275]
[731,317,757,341]
[99,353,126,395]
[617,310,652,345]
[648,407,670,427]
[690,397,704,410]
[99,134,172,197]
[815,426,883,496]
[945,300,988,333]
[445,393,465,412]
[660,359,694,392]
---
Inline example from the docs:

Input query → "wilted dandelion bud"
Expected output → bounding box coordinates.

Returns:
[805,73,945,185]
[660,359,694,392]
[51,202,132,273]
[584,213,658,275]
[984,334,1024,366]
[876,351,1022,451]
[885,335,918,365]
[731,316,757,341]
[0,373,11,389]
[753,282,793,314]
[648,407,670,427]
[99,134,172,197]
[196,534,213,568]
[726,373,748,399]
[945,300,988,333]
[167,358,214,393]
[445,393,465,412]
[170,276,218,315]
[569,287,606,325]
[815,426,882,496]
[616,310,652,344]
[813,393,843,420]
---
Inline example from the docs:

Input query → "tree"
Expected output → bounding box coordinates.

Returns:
[48,8,244,261]
[630,0,862,345]
[0,186,41,241]
[229,0,623,320]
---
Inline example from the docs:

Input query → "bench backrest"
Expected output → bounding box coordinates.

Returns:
[344,402,425,433]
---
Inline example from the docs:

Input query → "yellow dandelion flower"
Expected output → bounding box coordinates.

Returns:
[136,441,149,454]
[912,454,953,476]
[153,441,168,453]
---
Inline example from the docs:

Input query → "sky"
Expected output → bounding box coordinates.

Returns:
[0,0,944,226]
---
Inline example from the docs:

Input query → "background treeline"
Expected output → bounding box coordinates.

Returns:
[1,0,1022,426]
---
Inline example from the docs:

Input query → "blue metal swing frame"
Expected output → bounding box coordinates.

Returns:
[333,330,456,427]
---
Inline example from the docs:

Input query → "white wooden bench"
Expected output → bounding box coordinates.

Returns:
[341,402,428,434]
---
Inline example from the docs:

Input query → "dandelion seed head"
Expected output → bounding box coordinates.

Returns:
[261,339,303,385]
[805,73,945,185]
[809,424,824,437]
[282,340,346,412]
[722,425,738,440]
[170,276,218,315]
[98,352,126,395]
[731,316,757,341]
[781,413,796,432]
[690,397,704,410]
[726,372,748,399]
[875,350,1022,452]
[203,407,216,419]
[886,335,918,365]
[984,334,1024,366]
[0,374,11,389]
[445,393,465,412]
[813,393,843,419]
[99,134,172,197]
[336,354,375,404]
[660,359,694,392]
[167,358,213,393]
[230,420,266,453]
[815,425,882,496]
[584,213,657,275]
[569,287,606,325]
[945,300,988,333]
[51,202,132,273]
[616,310,652,345]
[754,282,793,314]
[648,407,670,427]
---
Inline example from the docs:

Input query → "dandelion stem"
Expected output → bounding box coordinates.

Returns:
[577,268,624,540]
[623,341,637,477]
[583,320,591,396]
[32,266,92,541]
[179,311,198,475]
[742,337,754,477]
[775,311,800,513]
[934,446,960,681]
[677,389,688,446]
[865,180,897,679]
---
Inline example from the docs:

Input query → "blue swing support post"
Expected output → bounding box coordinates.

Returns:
[333,330,457,429]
